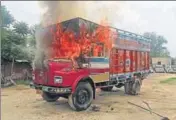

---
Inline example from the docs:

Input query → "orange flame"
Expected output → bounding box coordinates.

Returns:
[49,20,117,68]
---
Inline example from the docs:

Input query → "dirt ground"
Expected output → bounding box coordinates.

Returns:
[2,73,176,120]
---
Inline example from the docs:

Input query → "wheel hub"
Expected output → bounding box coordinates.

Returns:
[77,90,89,104]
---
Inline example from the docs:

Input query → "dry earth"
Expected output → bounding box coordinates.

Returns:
[2,73,176,120]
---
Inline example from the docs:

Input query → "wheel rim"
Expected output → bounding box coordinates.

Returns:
[77,89,89,104]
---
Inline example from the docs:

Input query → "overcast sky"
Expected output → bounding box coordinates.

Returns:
[2,1,176,57]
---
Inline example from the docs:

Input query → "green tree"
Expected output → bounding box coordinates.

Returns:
[1,29,26,61]
[1,5,15,27]
[143,32,170,57]
[13,21,29,36]
[1,6,27,61]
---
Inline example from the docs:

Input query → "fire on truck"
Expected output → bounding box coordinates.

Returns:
[30,17,151,111]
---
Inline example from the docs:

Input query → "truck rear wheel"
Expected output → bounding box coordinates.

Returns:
[100,86,113,91]
[131,78,141,95]
[124,82,132,94]
[124,78,141,95]
[68,82,93,111]
[42,92,60,102]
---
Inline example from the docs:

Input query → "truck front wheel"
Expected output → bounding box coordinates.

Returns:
[68,82,93,111]
[42,92,60,102]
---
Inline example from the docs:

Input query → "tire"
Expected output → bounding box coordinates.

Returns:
[42,92,60,102]
[100,86,113,91]
[124,78,142,95]
[68,82,93,111]
[131,78,141,95]
[124,81,132,94]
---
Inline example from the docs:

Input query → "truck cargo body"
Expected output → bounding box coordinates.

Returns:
[110,49,149,75]
[31,17,151,111]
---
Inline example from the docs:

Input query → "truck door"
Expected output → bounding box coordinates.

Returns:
[89,57,110,83]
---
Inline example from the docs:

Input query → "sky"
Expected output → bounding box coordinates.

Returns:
[2,1,176,57]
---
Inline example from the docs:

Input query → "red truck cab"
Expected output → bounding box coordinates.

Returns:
[30,17,151,111]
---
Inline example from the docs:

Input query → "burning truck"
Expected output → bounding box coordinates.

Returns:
[30,17,151,111]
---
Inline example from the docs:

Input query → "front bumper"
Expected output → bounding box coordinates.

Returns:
[30,82,71,94]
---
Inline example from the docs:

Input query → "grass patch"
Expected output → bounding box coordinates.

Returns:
[15,80,31,85]
[160,77,176,84]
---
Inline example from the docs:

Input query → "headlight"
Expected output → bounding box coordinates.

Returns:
[54,76,63,84]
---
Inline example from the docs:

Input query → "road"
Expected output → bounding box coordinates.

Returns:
[2,73,176,120]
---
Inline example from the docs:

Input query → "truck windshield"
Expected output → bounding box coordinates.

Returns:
[89,58,109,63]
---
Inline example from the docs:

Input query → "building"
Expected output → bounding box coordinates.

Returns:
[152,57,171,66]
[1,59,32,80]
